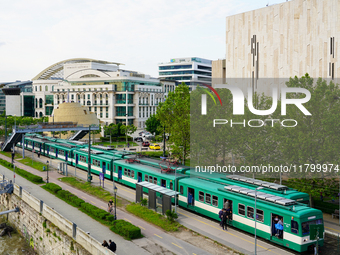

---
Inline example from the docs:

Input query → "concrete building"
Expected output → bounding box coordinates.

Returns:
[0,81,33,116]
[158,57,212,90]
[32,58,174,129]
[220,0,339,95]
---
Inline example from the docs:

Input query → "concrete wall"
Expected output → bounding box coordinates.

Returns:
[0,176,115,255]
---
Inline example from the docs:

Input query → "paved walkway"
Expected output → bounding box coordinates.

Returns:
[0,151,212,255]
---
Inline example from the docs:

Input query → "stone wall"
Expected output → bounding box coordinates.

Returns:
[0,178,115,255]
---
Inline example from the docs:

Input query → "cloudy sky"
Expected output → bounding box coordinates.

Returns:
[0,0,286,81]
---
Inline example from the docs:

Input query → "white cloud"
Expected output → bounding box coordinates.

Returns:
[0,0,285,81]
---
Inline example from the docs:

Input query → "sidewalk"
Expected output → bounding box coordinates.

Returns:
[1,151,213,255]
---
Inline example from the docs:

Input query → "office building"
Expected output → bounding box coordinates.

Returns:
[158,57,212,90]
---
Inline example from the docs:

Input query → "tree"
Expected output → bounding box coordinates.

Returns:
[145,114,161,135]
[120,124,137,137]
[104,123,120,139]
[157,83,190,164]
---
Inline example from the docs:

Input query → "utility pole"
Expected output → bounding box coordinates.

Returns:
[87,125,92,183]
[163,126,166,157]
[5,115,7,141]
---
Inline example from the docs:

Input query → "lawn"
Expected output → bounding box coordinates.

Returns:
[0,151,21,159]
[59,177,122,207]
[17,157,47,171]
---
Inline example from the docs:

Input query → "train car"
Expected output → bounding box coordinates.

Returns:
[73,148,118,179]
[178,178,324,252]
[45,142,78,165]
[186,171,310,205]
[112,159,188,193]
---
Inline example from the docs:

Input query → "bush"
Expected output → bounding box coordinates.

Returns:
[100,137,110,142]
[81,203,110,220]
[0,158,43,184]
[45,183,62,193]
[110,220,142,240]
[166,210,178,222]
[57,190,84,207]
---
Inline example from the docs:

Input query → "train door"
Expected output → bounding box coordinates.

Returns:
[188,187,195,207]
[102,162,106,174]
[118,166,123,181]
[271,214,284,241]
[65,152,68,162]
[223,198,233,221]
[137,172,142,182]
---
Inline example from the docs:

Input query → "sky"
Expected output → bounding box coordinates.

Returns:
[0,0,287,82]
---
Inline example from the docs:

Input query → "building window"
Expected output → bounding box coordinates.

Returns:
[88,94,90,99]
[40,86,42,91]
[45,85,48,91]
[106,113,108,118]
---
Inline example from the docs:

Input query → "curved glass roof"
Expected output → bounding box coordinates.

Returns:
[32,58,123,80]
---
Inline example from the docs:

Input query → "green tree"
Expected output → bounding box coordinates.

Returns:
[145,114,161,135]
[104,123,120,139]
[120,124,137,137]
[157,83,190,164]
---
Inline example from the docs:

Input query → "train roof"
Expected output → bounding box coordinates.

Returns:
[114,159,187,178]
[186,170,309,199]
[45,141,77,149]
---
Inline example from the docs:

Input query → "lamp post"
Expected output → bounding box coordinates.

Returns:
[113,184,118,220]
[14,114,16,130]
[46,160,49,183]
[254,187,264,255]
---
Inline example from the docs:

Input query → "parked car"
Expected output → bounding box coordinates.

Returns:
[134,137,143,142]
[149,143,161,150]
[142,141,150,147]
[139,131,145,136]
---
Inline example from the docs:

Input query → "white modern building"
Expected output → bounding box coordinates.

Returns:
[217,0,340,95]
[32,58,175,129]
[158,57,212,91]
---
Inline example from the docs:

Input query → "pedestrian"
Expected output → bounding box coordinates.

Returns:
[108,199,113,213]
[38,151,41,158]
[320,192,323,202]
[108,239,116,252]
[226,206,232,223]
[221,208,228,230]
[102,240,109,247]
[218,208,224,227]
[127,142,130,148]
[224,200,230,210]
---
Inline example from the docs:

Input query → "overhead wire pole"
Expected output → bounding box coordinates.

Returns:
[163,126,165,157]
[87,125,92,183]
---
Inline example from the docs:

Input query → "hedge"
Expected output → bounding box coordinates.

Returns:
[45,183,62,193]
[0,158,44,184]
[81,202,110,220]
[110,220,142,240]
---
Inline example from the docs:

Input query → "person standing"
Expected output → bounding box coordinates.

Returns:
[218,208,224,227]
[108,240,116,252]
[221,208,228,230]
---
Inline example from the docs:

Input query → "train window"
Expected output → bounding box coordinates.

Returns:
[128,169,131,176]
[80,156,86,162]
[153,177,157,185]
[256,209,264,222]
[302,219,323,235]
[59,150,65,156]
[180,186,183,194]
[131,170,135,178]
[291,220,299,234]
[145,175,149,181]
[205,193,211,204]
[124,168,128,175]
[247,206,254,219]
[238,204,245,216]
[93,159,100,166]
[149,176,153,183]
[199,191,204,202]
[170,182,173,190]
[212,195,218,207]
[50,147,55,153]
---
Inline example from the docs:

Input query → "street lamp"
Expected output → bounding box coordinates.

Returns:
[113,184,118,220]
[14,114,16,130]
[46,160,49,183]
[254,187,264,255]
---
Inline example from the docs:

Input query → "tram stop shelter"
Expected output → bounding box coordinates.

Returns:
[136,181,179,215]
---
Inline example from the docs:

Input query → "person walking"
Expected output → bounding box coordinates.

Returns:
[108,199,113,213]
[108,240,116,252]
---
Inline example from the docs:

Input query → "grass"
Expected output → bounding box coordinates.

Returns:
[126,203,181,232]
[17,157,47,171]
[0,151,21,159]
[59,177,122,207]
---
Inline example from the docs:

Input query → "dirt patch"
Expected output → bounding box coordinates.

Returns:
[171,228,241,255]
